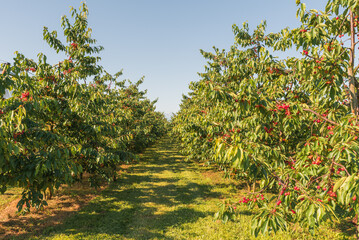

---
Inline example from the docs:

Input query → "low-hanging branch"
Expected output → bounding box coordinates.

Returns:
[303,108,339,126]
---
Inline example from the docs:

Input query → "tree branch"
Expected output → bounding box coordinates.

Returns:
[303,108,339,126]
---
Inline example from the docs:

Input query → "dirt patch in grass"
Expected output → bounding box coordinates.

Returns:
[201,168,246,188]
[201,170,224,184]
[0,176,108,240]
[0,161,145,239]
[0,188,22,210]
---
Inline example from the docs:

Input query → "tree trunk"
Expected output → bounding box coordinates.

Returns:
[349,10,358,115]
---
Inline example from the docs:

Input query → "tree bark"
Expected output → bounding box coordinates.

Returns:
[349,10,358,115]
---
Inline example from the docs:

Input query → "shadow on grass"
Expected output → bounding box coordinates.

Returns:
[0,191,95,240]
[333,217,357,238]
[40,201,207,239]
[237,210,255,216]
[3,136,220,239]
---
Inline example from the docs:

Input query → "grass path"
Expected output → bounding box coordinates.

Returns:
[18,136,354,240]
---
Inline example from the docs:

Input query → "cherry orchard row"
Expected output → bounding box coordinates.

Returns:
[172,0,359,236]
[0,3,167,211]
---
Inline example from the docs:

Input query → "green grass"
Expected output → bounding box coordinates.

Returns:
[4,136,356,239]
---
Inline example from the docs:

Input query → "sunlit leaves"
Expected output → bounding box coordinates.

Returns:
[173,0,359,237]
[0,3,167,212]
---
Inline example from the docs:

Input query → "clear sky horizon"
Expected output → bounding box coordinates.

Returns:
[0,1,326,116]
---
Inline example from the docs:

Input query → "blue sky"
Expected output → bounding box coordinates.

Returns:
[0,1,326,116]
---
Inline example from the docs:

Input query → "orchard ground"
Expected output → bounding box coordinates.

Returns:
[0,136,356,239]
